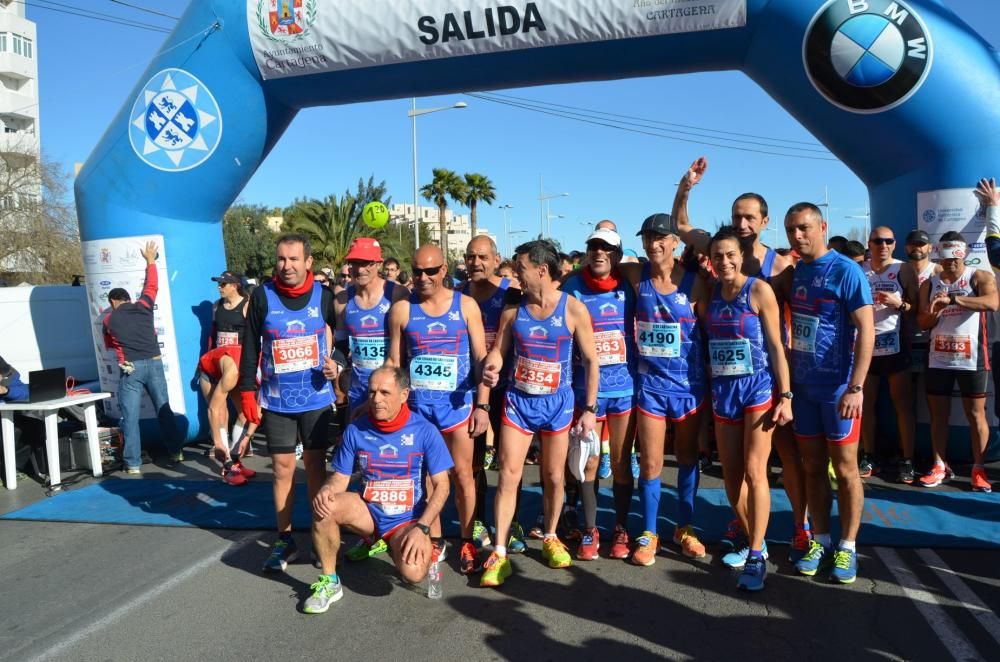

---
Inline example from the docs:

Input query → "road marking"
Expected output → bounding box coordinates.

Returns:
[874,547,984,662]
[25,531,258,662]
[917,548,1000,647]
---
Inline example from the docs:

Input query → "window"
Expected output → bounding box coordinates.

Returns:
[11,34,20,56]
[23,38,30,59]
[0,34,6,53]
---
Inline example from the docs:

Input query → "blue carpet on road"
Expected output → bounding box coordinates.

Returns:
[2,479,996,549]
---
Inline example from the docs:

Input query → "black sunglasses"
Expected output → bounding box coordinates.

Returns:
[870,238,895,245]
[413,264,444,277]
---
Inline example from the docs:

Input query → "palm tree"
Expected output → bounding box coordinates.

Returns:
[463,173,496,239]
[420,168,467,259]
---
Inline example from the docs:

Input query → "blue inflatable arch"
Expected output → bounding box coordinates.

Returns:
[76,0,1000,440]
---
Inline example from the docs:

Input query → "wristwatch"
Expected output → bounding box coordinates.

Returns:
[847,384,863,394]
[474,403,491,412]
[414,523,431,536]
[780,391,793,400]
[583,403,599,414]
[948,292,958,306]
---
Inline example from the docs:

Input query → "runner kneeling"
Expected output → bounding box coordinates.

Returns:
[198,345,258,485]
[700,227,792,591]
[305,366,453,614]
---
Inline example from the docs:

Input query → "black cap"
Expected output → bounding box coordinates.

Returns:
[905,229,931,245]
[211,270,241,284]
[107,288,130,302]
[636,213,675,236]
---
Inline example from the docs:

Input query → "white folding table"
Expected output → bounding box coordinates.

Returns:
[0,392,112,490]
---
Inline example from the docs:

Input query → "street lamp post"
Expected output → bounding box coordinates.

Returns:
[509,229,527,254]
[409,99,467,247]
[499,203,514,256]
[538,176,569,237]
[547,213,565,238]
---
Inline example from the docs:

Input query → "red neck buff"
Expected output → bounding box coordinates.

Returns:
[580,265,621,293]
[272,271,315,298]
[369,402,411,433]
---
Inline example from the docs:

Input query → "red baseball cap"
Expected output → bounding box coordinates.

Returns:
[345,237,383,262]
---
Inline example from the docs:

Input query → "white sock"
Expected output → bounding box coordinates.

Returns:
[815,532,832,548]
[839,539,856,552]
[494,545,507,558]
[231,421,246,449]
[543,533,558,540]
[218,428,229,449]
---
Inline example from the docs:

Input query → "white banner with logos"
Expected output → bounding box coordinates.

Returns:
[248,0,747,80]
[82,234,186,417]
[917,187,988,269]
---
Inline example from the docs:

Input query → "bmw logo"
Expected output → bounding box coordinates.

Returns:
[803,0,932,114]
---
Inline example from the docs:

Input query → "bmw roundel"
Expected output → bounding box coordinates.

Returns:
[803,0,932,114]
[128,68,222,172]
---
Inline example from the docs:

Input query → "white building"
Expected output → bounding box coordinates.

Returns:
[390,203,498,259]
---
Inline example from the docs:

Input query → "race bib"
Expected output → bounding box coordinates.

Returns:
[636,321,681,358]
[350,336,386,370]
[791,313,819,354]
[931,334,973,368]
[594,330,627,366]
[216,331,239,347]
[271,335,320,374]
[514,356,561,394]
[874,330,900,357]
[363,478,415,516]
[709,338,753,377]
[410,354,458,391]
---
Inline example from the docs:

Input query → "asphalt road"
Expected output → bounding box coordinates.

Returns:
[1,447,998,662]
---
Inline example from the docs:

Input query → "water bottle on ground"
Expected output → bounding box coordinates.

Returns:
[427,561,442,599]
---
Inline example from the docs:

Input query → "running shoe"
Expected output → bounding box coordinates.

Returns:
[345,536,385,561]
[722,539,768,569]
[788,527,811,564]
[473,520,492,549]
[459,541,482,575]
[303,575,343,614]
[480,552,512,587]
[168,451,185,464]
[223,464,247,486]
[719,519,744,553]
[432,538,448,563]
[528,515,545,540]
[630,452,640,479]
[525,446,540,465]
[294,442,304,460]
[577,527,600,561]
[262,537,299,573]
[125,466,141,475]
[971,466,993,493]
[830,547,858,584]
[542,537,573,569]
[630,531,659,566]
[697,452,712,473]
[919,463,952,488]
[858,453,875,479]
[795,540,832,576]
[897,458,915,485]
[610,524,631,560]
[597,452,612,480]
[558,508,582,542]
[672,525,707,559]
[508,522,527,554]
[235,462,256,479]
[737,555,767,592]
[483,447,496,471]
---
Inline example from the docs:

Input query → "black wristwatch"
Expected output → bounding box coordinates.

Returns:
[780,391,793,400]
[847,384,863,394]
[414,523,431,536]
[474,403,491,412]
[583,403,599,414]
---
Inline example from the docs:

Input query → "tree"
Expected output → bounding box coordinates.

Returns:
[462,172,495,239]
[221,203,277,278]
[420,168,466,259]
[0,147,81,285]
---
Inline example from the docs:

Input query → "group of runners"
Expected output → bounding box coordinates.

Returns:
[193,158,999,614]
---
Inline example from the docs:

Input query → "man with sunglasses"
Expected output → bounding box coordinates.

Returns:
[387,244,492,575]
[560,227,638,561]
[860,228,918,483]
[209,270,249,350]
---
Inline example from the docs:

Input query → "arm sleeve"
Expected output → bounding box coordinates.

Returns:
[139,263,158,309]
[330,427,357,475]
[238,287,267,392]
[102,313,126,364]
[422,426,455,475]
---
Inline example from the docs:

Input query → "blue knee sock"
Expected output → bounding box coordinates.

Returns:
[639,476,661,533]
[677,463,698,528]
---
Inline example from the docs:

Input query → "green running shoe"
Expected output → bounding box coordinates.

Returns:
[508,522,527,554]
[473,520,492,549]
[345,536,387,562]
[303,575,343,614]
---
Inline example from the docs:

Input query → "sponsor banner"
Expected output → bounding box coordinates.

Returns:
[82,235,186,417]
[917,188,987,267]
[248,0,747,80]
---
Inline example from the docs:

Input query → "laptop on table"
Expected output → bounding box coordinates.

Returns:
[28,368,67,403]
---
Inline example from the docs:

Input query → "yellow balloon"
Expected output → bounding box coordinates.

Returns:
[363,201,389,229]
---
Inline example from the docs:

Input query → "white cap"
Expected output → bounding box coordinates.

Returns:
[586,228,622,248]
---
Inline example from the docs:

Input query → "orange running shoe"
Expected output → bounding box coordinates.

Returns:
[673,524,707,559]
[971,466,993,493]
[609,524,631,560]
[630,531,659,566]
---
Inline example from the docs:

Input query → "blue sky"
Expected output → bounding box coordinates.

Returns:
[33,1,997,255]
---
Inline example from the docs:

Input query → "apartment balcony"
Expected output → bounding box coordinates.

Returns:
[0,130,36,156]
[0,53,34,81]
[0,87,35,120]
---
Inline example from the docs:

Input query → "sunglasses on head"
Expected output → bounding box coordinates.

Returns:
[413,264,444,277]
[870,238,895,245]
